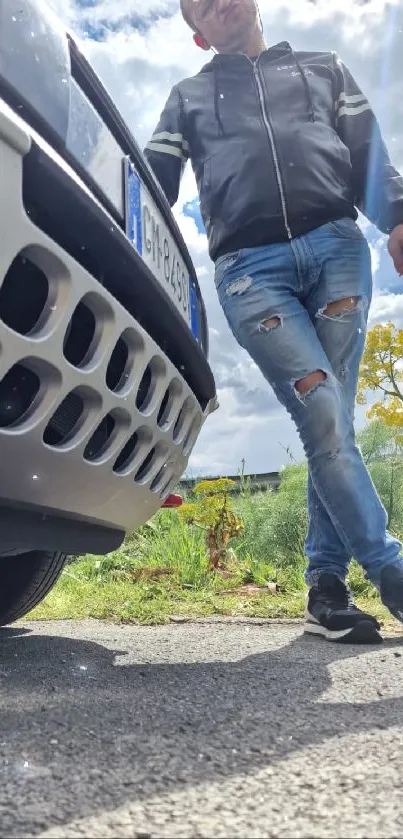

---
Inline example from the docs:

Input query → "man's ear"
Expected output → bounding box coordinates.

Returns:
[193,32,211,50]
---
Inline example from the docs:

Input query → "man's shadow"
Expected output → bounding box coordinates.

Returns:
[0,625,402,837]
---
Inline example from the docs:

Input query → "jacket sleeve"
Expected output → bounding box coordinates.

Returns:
[334,55,403,233]
[143,85,189,207]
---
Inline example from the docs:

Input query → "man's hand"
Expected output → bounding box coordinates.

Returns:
[388,224,403,275]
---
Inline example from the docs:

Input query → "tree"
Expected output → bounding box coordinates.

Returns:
[357,322,403,428]
[357,419,403,464]
[357,420,403,529]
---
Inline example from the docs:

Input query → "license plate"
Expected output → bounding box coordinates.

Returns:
[124,158,199,340]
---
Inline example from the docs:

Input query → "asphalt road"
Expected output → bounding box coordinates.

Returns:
[0,619,403,839]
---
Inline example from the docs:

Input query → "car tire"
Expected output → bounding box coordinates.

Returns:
[0,550,67,626]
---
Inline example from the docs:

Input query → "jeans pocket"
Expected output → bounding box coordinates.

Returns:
[327,218,364,240]
[214,250,243,289]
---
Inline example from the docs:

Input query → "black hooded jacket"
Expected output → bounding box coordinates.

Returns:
[145,41,403,261]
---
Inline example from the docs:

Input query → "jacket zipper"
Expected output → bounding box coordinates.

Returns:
[253,63,292,240]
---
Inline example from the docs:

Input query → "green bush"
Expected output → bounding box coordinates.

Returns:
[234,464,307,564]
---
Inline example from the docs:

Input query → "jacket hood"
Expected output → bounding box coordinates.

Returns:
[199,41,315,135]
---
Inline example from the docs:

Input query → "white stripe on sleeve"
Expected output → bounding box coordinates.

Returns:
[150,131,190,153]
[337,92,368,107]
[146,142,184,158]
[338,102,372,118]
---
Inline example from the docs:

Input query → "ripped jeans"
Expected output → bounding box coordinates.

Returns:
[214,217,402,586]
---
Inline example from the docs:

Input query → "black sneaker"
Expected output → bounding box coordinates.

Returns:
[379,563,403,624]
[304,573,382,643]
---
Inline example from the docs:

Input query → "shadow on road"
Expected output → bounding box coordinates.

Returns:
[0,624,402,836]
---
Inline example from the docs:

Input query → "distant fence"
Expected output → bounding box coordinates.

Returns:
[178,471,281,496]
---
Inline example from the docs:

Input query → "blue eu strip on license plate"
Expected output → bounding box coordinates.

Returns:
[125,163,142,256]
[125,159,200,343]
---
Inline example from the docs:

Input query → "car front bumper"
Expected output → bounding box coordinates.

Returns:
[0,100,216,555]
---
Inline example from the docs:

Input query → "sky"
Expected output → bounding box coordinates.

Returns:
[47,0,403,476]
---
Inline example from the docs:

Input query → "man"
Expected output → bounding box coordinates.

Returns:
[145,0,403,642]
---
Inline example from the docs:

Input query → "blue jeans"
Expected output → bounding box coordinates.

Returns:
[214,217,402,587]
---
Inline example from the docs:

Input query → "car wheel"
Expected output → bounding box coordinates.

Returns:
[0,550,67,626]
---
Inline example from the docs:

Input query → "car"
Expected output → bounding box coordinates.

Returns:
[0,0,216,626]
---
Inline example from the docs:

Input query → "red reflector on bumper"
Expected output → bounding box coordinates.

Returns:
[161,494,183,508]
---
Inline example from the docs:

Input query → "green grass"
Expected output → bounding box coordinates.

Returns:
[29,510,308,624]
[29,556,395,628]
[31,566,307,625]
[28,481,400,630]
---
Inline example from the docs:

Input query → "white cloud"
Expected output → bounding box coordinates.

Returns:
[369,238,384,277]
[370,291,403,327]
[189,385,300,475]
[173,211,207,257]
[49,0,403,473]
[266,0,400,48]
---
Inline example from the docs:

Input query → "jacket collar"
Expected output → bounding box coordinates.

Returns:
[200,40,293,72]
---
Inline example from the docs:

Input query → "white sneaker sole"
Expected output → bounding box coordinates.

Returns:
[304,618,382,644]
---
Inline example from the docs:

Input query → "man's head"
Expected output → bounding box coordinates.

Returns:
[180,0,263,55]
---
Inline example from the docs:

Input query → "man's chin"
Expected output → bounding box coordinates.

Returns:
[217,18,259,54]
[217,32,252,54]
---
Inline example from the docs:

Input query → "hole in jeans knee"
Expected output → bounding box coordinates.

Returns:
[259,315,282,333]
[295,370,326,395]
[320,297,360,318]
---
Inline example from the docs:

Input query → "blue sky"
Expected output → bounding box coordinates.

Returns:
[50,0,403,474]
[183,200,205,236]
[77,13,175,41]
[75,0,178,39]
